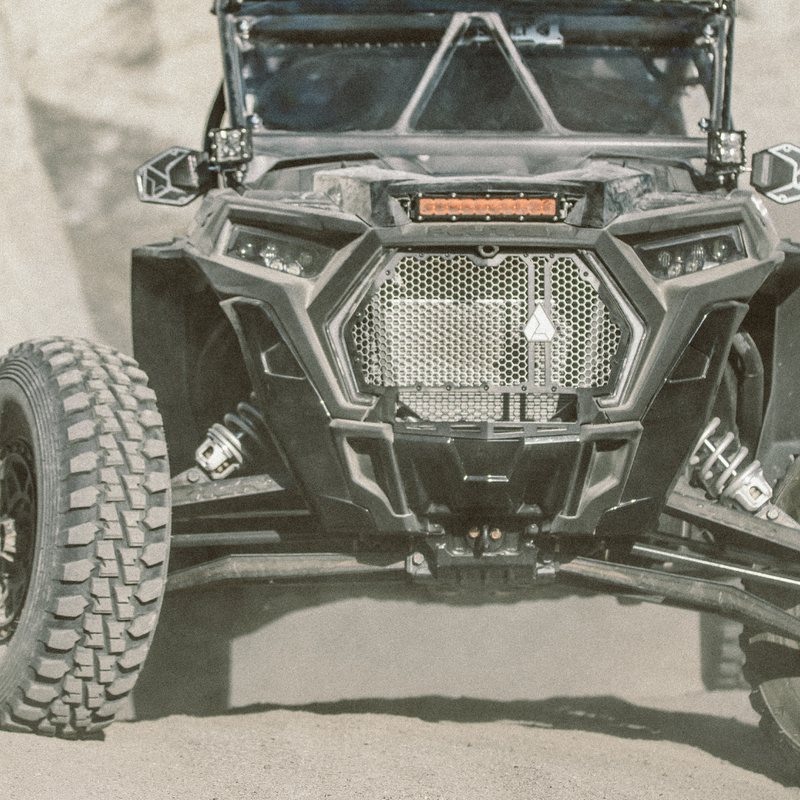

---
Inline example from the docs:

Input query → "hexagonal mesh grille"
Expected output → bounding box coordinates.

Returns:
[550,255,622,388]
[351,253,530,387]
[347,251,623,422]
[398,391,560,423]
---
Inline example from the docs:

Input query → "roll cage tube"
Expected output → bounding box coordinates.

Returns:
[204,83,227,149]
[391,12,565,134]
[217,2,732,138]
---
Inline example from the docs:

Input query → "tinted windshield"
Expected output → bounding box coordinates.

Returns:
[244,43,434,132]
[522,48,710,135]
[232,11,719,136]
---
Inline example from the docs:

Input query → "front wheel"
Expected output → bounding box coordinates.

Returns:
[740,456,800,780]
[699,613,746,691]
[0,338,170,736]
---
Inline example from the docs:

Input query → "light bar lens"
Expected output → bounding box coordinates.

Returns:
[416,195,558,220]
[634,227,746,280]
[208,127,253,166]
[707,129,746,168]
[226,225,334,277]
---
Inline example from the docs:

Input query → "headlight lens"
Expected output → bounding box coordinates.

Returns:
[226,225,334,277]
[633,226,746,280]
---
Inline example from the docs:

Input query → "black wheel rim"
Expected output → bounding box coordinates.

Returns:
[0,439,36,641]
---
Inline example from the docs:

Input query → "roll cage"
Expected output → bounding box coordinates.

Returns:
[217,0,735,141]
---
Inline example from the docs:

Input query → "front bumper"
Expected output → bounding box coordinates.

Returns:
[168,190,779,539]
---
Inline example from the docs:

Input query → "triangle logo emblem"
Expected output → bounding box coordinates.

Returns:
[524,303,555,342]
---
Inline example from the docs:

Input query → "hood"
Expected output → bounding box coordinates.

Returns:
[309,158,712,229]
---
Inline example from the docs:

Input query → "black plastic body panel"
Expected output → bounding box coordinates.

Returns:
[754,242,800,484]
[134,170,782,542]
[608,302,748,536]
[131,242,239,474]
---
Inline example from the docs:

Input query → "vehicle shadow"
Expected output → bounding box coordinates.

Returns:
[133,582,788,784]
[234,694,786,783]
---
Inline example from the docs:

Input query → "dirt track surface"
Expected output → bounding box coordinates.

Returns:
[2,0,800,797]
[0,693,797,800]
[4,585,800,799]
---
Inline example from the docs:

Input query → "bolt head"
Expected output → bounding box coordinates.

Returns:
[467,527,480,539]
[489,528,502,541]
[411,552,424,565]
[767,508,779,521]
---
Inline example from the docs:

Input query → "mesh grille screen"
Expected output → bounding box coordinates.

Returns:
[398,391,560,423]
[348,251,624,423]
[351,253,530,387]
[550,255,622,388]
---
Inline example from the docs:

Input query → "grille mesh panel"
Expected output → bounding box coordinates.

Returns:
[348,251,624,423]
[399,391,560,423]
[550,255,622,388]
[351,253,529,387]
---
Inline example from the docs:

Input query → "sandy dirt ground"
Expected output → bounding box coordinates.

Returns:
[1,1,800,798]
[0,692,794,800]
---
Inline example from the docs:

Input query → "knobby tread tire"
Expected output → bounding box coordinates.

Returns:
[0,338,170,737]
[740,454,800,783]
[699,613,747,691]
[747,668,800,782]
[740,589,800,784]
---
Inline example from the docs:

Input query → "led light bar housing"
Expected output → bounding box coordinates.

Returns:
[413,193,563,222]
[707,129,746,171]
[208,127,253,167]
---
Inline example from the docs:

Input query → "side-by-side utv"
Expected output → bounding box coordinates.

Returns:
[4,0,800,776]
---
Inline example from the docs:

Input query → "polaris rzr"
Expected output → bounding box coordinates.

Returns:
[3,0,800,773]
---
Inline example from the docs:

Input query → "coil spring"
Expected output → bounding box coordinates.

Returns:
[689,416,772,512]
[195,400,271,480]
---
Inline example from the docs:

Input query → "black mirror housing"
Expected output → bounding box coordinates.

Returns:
[751,144,800,204]
[135,147,214,206]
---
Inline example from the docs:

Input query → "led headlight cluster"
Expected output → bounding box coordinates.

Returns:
[633,227,746,280]
[226,225,334,277]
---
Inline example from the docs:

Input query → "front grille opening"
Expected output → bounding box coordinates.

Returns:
[351,252,531,388]
[345,250,627,424]
[397,390,576,423]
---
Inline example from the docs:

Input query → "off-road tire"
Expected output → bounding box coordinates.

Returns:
[699,613,747,690]
[740,586,800,782]
[0,338,170,737]
[740,456,800,781]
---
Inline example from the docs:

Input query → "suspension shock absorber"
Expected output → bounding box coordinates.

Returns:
[689,417,772,514]
[195,400,271,480]
[689,417,800,530]
[690,417,772,513]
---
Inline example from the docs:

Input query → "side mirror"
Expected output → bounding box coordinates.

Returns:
[751,144,800,204]
[135,147,213,206]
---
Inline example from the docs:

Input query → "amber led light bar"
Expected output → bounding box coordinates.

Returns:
[414,194,562,222]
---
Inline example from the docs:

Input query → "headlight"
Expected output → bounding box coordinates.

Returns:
[226,225,334,277]
[633,226,746,280]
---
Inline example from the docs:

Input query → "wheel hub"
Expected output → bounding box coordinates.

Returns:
[0,441,35,641]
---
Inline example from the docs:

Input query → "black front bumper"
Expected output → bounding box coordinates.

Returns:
[134,191,778,541]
